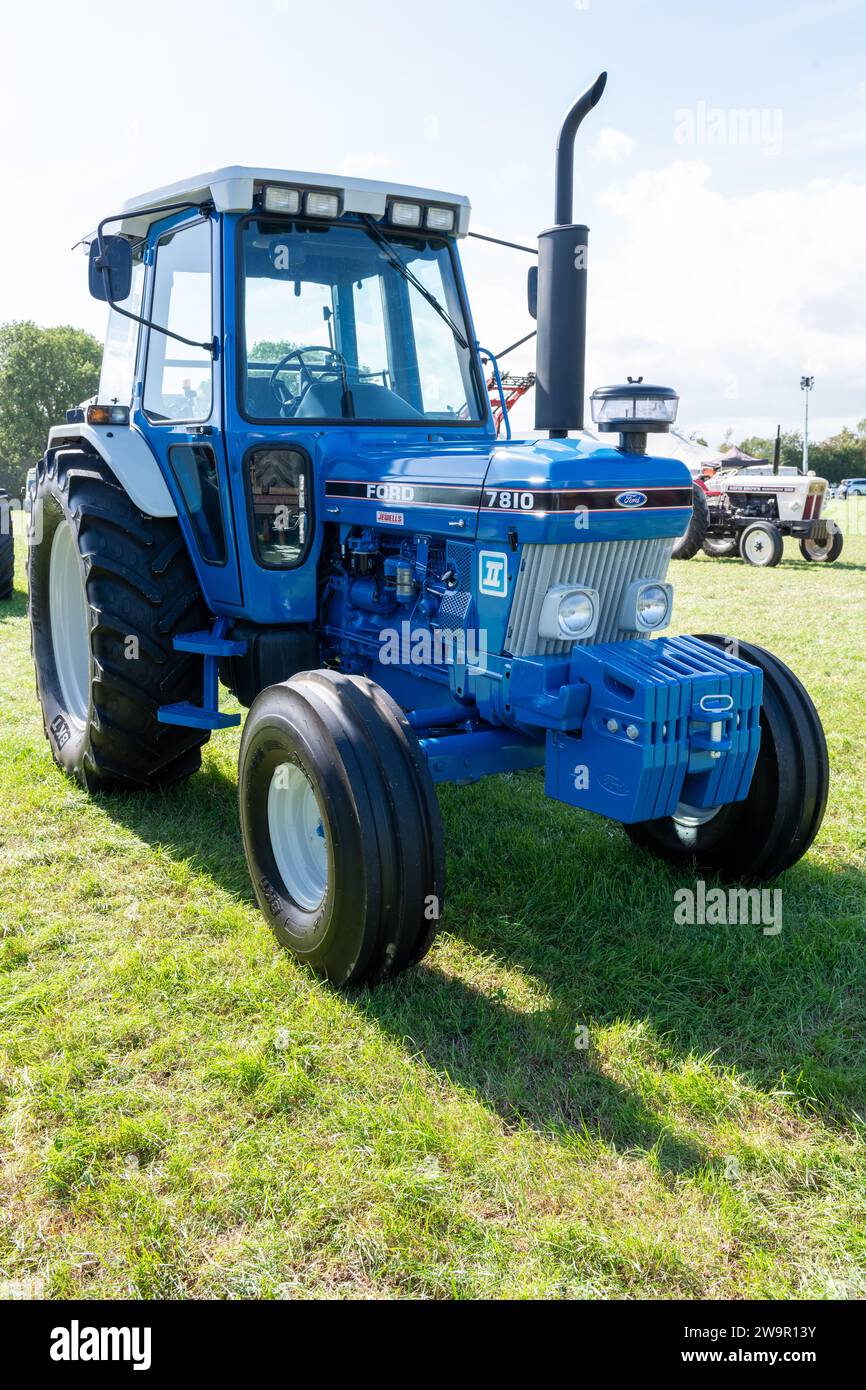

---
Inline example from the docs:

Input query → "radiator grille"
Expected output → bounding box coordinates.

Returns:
[505,537,673,657]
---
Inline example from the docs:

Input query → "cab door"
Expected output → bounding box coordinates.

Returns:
[133,210,243,611]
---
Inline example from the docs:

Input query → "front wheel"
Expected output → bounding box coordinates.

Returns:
[238,670,445,986]
[625,635,828,882]
[799,526,843,563]
[739,521,783,567]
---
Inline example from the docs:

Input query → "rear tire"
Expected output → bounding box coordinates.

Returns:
[799,526,843,563]
[238,671,445,986]
[671,483,710,560]
[625,635,828,882]
[28,448,211,789]
[702,535,738,558]
[739,521,783,567]
[0,490,14,599]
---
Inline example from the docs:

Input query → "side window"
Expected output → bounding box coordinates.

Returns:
[99,255,144,407]
[246,447,311,568]
[143,219,212,422]
[167,444,227,564]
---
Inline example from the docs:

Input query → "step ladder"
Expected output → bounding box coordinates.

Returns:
[158,616,247,731]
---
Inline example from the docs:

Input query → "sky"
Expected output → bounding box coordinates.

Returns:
[1,0,864,446]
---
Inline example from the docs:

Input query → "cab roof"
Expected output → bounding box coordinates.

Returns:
[103,166,471,239]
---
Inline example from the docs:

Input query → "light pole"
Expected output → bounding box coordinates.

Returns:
[800,375,814,474]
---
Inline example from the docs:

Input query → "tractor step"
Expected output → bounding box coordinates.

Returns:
[157,617,246,731]
[157,701,240,731]
[172,629,247,658]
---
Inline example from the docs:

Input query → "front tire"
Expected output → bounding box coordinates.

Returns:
[239,671,445,986]
[799,525,843,563]
[671,484,710,560]
[625,635,828,882]
[28,448,211,789]
[739,521,783,567]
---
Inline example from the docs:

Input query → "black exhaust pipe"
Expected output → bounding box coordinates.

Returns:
[535,71,607,437]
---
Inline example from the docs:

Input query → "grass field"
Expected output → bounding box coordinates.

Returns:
[1,503,864,1300]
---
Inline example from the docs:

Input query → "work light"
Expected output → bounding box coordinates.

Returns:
[539,585,599,640]
[619,580,672,632]
[425,206,455,232]
[305,191,341,218]
[389,201,423,228]
[263,186,301,214]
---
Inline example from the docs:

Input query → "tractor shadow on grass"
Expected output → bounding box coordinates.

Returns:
[356,779,866,1167]
[102,759,865,1172]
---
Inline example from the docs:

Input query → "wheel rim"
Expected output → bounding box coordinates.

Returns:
[804,537,830,560]
[673,801,723,828]
[49,520,91,725]
[267,762,329,911]
[743,530,772,563]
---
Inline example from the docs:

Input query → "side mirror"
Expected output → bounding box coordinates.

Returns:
[88,236,133,303]
[527,265,538,320]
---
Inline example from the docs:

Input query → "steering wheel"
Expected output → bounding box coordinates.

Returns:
[269,346,349,412]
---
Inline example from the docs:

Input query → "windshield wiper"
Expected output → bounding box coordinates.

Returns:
[359,216,468,350]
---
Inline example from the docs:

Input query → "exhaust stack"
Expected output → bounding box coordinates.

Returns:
[535,71,607,437]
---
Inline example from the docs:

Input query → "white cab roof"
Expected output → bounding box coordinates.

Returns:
[106,166,470,238]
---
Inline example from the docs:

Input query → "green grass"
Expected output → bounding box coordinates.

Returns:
[1,507,864,1300]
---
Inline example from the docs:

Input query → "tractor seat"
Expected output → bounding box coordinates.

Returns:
[292,380,423,420]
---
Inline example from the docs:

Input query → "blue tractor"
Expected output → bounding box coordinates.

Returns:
[28,74,827,984]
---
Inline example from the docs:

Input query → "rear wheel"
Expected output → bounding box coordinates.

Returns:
[671,484,710,560]
[238,670,445,986]
[739,521,783,567]
[0,489,14,599]
[28,448,211,789]
[625,635,828,882]
[799,526,843,563]
[702,535,738,558]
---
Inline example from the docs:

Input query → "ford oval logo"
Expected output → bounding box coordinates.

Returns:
[616,490,647,508]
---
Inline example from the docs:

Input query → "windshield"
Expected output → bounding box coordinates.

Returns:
[240,218,484,423]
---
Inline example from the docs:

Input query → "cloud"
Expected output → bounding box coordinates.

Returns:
[467,159,866,442]
[586,161,866,439]
[591,127,636,163]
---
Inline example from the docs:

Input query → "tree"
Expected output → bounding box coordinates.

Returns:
[0,321,101,493]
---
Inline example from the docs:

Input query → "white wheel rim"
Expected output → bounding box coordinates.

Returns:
[673,801,722,828]
[804,538,829,559]
[744,530,771,563]
[267,762,329,911]
[49,520,91,725]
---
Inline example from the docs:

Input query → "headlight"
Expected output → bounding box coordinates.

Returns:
[619,580,673,632]
[539,585,599,641]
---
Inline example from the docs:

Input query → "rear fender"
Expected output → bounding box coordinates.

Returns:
[46,422,176,518]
